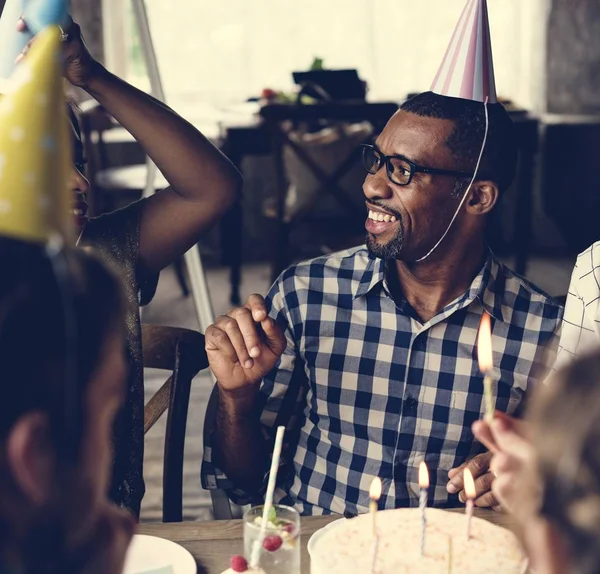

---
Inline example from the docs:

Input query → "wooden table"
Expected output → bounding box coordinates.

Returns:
[138,509,517,574]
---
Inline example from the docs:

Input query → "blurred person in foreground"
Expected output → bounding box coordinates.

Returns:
[0,26,133,574]
[474,353,600,574]
[0,239,133,574]
[3,0,242,515]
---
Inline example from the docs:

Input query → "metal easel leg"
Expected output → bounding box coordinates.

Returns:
[130,0,215,333]
[130,0,241,520]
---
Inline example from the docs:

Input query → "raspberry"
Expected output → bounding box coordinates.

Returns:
[263,534,283,552]
[230,555,248,572]
[282,523,295,535]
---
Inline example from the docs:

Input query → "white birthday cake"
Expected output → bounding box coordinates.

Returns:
[309,508,528,574]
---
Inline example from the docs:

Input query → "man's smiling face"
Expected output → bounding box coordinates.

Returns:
[363,110,467,263]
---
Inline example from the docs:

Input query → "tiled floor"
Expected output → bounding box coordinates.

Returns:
[139,255,575,522]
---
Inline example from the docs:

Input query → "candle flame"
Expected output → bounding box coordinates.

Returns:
[419,462,430,489]
[370,477,382,500]
[464,468,476,500]
[477,312,493,373]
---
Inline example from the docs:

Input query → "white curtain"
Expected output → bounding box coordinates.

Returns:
[106,0,550,112]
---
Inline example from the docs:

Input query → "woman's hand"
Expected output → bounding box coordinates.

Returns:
[473,414,540,525]
[16,18,102,89]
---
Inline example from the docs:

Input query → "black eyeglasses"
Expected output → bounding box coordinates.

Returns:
[361,144,473,186]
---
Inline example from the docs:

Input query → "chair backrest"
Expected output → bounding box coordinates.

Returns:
[142,324,208,522]
[78,103,120,216]
[260,102,398,278]
[203,383,237,520]
[78,102,115,180]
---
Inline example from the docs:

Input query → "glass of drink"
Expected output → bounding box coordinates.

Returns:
[243,504,301,574]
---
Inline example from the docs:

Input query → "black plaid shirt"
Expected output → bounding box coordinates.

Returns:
[202,246,563,515]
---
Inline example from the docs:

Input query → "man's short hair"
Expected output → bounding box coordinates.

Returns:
[400,91,518,194]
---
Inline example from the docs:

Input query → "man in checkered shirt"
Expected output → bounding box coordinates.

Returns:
[202,92,563,515]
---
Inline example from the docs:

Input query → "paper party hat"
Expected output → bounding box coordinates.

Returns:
[0,0,69,82]
[0,0,27,81]
[430,0,497,103]
[0,25,73,244]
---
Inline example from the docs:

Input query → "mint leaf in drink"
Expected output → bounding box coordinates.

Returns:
[267,506,276,523]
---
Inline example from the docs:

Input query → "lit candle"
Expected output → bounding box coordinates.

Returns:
[369,477,382,536]
[464,468,476,539]
[369,478,382,573]
[419,461,429,556]
[477,312,495,423]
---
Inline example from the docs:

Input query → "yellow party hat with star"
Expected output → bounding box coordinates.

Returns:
[0,25,73,245]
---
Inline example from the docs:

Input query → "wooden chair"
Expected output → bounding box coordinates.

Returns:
[78,102,160,215]
[260,102,398,282]
[142,324,208,522]
[202,382,243,520]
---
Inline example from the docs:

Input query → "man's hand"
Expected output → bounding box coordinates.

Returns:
[447,451,499,509]
[473,414,538,524]
[205,294,287,395]
[16,19,100,89]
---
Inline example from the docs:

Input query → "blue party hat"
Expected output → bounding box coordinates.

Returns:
[0,0,27,81]
[0,0,69,82]
[24,0,69,35]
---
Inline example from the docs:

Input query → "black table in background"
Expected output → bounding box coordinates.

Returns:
[222,109,539,296]
[220,122,271,304]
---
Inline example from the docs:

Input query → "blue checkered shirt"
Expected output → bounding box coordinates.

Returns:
[202,246,563,515]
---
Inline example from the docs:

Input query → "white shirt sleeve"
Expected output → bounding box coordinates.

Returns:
[554,242,600,372]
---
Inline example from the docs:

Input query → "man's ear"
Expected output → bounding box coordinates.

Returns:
[465,180,499,216]
[6,412,56,505]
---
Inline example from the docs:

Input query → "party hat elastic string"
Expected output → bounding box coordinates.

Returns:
[415,97,489,263]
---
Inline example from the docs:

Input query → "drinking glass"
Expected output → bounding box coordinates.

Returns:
[243,504,301,574]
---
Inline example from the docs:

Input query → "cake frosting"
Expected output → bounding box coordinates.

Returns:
[310,508,528,574]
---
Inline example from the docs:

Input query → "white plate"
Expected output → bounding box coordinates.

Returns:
[307,518,345,557]
[122,534,197,574]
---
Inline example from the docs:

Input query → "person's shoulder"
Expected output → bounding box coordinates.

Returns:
[494,258,564,324]
[277,245,370,287]
[80,201,143,247]
[558,241,600,310]
[572,241,600,279]
[575,241,600,263]
[498,261,561,306]
[79,201,149,297]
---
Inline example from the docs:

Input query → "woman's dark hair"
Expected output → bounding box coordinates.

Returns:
[532,352,600,574]
[400,91,518,194]
[0,237,124,457]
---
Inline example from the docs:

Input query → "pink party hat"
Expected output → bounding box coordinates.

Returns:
[430,0,497,104]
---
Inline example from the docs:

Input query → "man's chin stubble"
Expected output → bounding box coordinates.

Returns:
[365,232,404,261]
